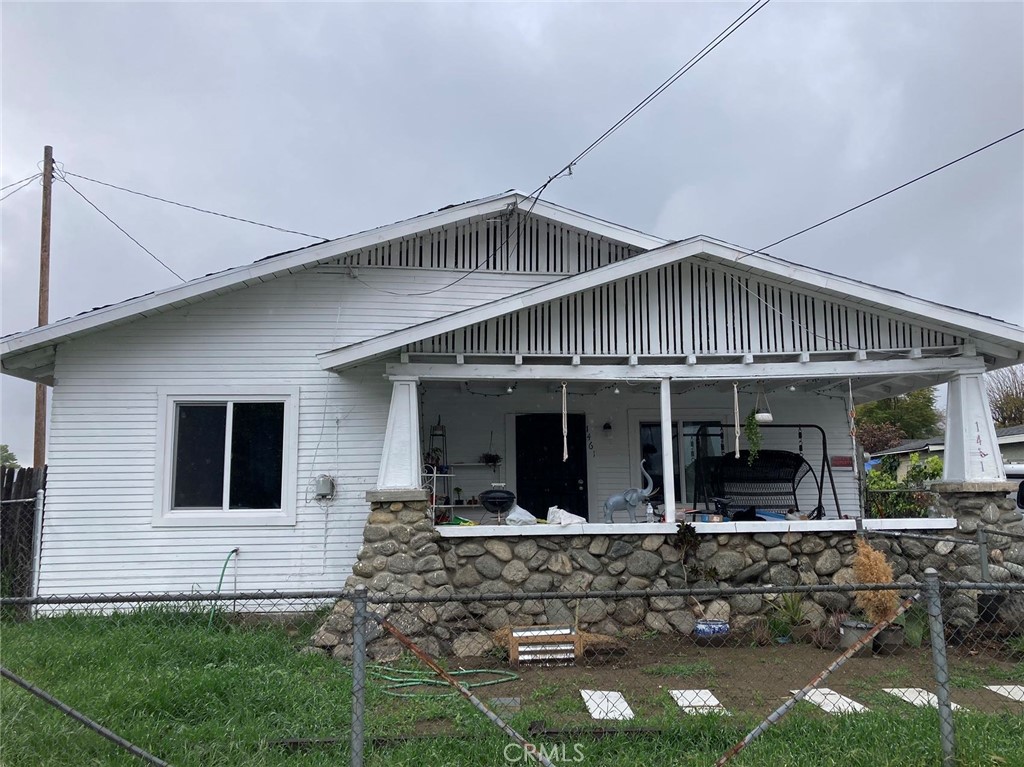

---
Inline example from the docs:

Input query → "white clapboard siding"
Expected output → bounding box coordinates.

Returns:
[421,385,860,520]
[407,257,964,357]
[37,267,562,596]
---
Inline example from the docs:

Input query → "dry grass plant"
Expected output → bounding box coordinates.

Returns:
[852,537,899,623]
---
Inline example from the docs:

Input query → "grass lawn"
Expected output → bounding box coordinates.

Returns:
[1,610,1021,766]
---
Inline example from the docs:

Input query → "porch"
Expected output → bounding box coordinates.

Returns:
[374,351,1005,536]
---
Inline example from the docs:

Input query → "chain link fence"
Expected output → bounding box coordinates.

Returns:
[3,577,1022,766]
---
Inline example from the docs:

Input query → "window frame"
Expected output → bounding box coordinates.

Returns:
[153,386,299,527]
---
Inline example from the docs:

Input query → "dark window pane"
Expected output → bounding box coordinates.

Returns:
[639,422,680,504]
[173,404,226,508]
[229,402,285,509]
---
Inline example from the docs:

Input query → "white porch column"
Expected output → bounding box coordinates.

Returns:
[943,372,1005,482]
[376,377,422,490]
[660,377,676,524]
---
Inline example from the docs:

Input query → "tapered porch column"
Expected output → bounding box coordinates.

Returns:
[660,378,676,523]
[376,377,422,490]
[943,372,1005,482]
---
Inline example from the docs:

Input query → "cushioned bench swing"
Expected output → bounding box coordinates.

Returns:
[692,424,843,520]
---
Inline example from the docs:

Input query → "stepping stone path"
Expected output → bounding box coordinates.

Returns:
[794,688,868,714]
[670,689,729,714]
[986,685,1024,702]
[580,690,634,720]
[574,683,1024,720]
[883,688,964,710]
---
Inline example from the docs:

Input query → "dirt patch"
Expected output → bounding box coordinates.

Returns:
[437,636,1023,718]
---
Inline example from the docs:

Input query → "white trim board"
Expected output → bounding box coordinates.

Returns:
[320,239,1024,371]
[1,191,668,367]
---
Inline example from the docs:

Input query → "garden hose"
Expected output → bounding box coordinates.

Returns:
[366,663,519,698]
[207,548,239,630]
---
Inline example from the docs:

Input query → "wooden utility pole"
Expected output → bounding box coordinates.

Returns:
[33,145,53,469]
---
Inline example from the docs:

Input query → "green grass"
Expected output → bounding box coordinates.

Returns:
[641,659,716,680]
[2,610,1023,766]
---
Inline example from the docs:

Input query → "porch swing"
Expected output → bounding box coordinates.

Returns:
[692,423,843,520]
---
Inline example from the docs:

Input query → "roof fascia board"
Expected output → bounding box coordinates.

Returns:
[1,191,669,360]
[710,250,1024,348]
[317,237,713,370]
[527,198,669,249]
[320,237,1023,372]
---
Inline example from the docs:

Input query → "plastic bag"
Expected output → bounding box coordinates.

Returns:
[546,506,587,525]
[506,504,537,526]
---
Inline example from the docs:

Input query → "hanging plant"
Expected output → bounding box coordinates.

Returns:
[744,409,762,466]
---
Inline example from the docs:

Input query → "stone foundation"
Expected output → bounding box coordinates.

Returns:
[311,484,1024,658]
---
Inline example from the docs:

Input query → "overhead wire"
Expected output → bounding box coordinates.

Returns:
[55,170,186,282]
[351,0,772,298]
[737,126,1024,262]
[0,174,41,203]
[1,172,42,192]
[61,171,331,242]
[727,126,1024,353]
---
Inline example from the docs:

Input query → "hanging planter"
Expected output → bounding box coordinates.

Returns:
[753,382,773,424]
[743,409,763,466]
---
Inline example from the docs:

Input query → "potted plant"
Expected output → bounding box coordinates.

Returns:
[453,487,464,505]
[743,409,763,466]
[479,452,502,471]
[424,446,444,468]
[848,537,904,654]
[771,592,815,643]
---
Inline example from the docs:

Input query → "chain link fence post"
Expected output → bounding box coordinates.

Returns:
[923,568,956,767]
[975,528,990,582]
[350,586,367,767]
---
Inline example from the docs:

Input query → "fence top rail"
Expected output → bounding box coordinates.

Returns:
[977,525,1024,541]
[864,529,975,545]
[4,583,923,608]
[0,590,352,606]
[5,581,1023,608]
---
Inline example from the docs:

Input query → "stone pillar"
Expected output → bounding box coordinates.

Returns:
[311,489,455,662]
[377,377,421,489]
[943,372,1004,482]
[660,378,676,523]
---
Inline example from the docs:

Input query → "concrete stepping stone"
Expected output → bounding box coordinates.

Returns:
[794,688,868,714]
[670,689,728,714]
[883,688,963,710]
[580,690,634,720]
[986,685,1024,702]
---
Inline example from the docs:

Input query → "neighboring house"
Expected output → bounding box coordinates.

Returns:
[873,425,1024,479]
[3,191,1023,596]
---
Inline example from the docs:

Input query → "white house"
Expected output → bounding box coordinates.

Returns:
[3,191,1023,597]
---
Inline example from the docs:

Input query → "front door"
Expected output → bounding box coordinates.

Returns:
[515,414,588,519]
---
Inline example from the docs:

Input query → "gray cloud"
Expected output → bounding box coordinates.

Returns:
[2,2,1021,463]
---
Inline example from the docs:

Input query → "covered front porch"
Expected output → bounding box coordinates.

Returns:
[374,351,1004,534]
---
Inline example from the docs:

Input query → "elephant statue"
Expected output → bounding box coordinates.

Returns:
[603,461,656,522]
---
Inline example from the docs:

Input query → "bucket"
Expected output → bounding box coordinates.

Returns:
[839,620,873,657]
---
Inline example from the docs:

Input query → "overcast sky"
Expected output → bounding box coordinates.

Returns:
[2,2,1022,464]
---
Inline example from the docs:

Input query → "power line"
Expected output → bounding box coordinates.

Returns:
[1,172,41,192]
[729,127,1024,351]
[0,175,41,203]
[355,0,772,298]
[538,0,771,191]
[62,170,332,242]
[57,173,186,282]
[739,127,1024,260]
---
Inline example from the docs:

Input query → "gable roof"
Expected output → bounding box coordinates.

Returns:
[873,425,1024,457]
[317,236,1024,371]
[1,191,668,381]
